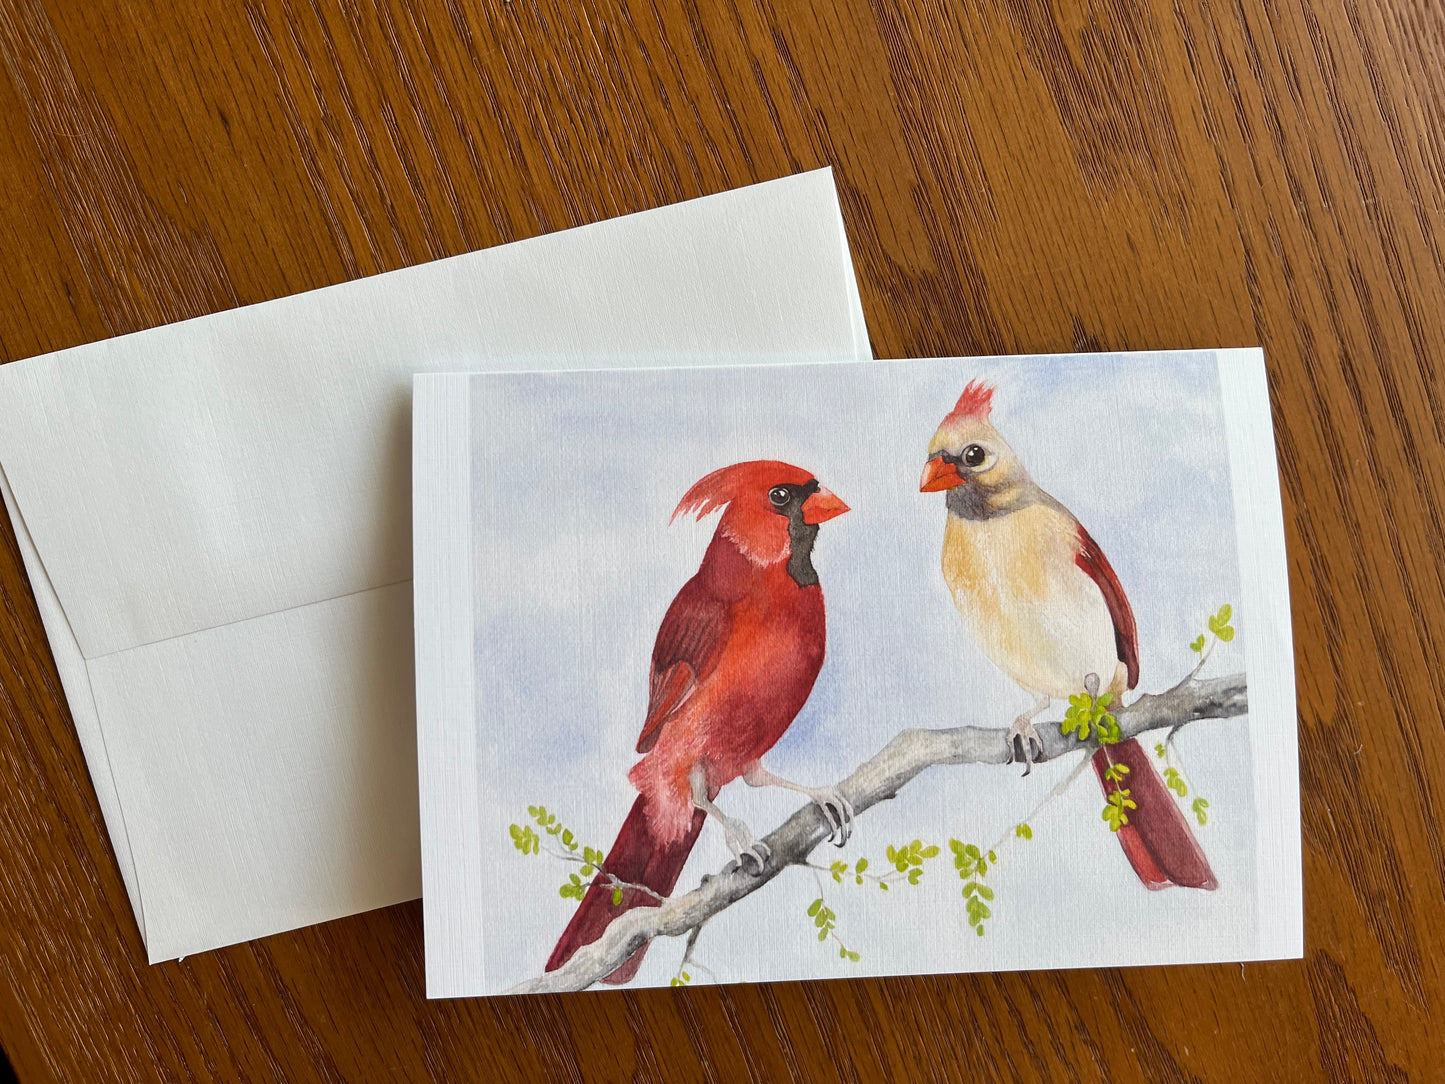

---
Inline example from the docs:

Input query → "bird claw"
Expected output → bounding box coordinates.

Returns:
[1006,715,1045,776]
[805,786,855,847]
[723,818,770,874]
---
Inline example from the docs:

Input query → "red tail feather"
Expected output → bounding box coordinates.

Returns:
[545,796,704,983]
[1093,738,1216,891]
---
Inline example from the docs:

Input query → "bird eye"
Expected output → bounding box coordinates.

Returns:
[768,486,791,507]
[963,444,987,469]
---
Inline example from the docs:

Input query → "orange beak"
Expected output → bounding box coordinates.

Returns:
[802,486,849,524]
[920,455,965,492]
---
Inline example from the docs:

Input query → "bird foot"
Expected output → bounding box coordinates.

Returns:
[803,785,855,847]
[723,817,770,874]
[1007,715,1045,776]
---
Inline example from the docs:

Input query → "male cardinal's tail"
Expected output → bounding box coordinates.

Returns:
[545,795,705,984]
[1092,738,1217,890]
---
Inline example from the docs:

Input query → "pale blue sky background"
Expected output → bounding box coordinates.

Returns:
[469,353,1255,992]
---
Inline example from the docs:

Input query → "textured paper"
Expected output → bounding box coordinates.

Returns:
[413,349,1299,997]
[0,168,871,962]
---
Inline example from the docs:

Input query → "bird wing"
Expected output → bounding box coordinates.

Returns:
[636,576,732,754]
[1074,523,1140,690]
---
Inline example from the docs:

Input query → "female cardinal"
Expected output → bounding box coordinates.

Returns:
[546,460,852,982]
[920,382,1215,891]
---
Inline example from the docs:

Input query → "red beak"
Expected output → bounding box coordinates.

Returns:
[801,486,849,524]
[920,455,965,492]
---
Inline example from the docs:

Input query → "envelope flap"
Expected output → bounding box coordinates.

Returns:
[0,170,867,659]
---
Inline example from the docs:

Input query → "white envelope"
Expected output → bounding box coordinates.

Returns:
[0,169,872,962]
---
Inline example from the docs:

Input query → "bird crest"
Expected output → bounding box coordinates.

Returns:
[941,380,994,427]
[670,460,811,523]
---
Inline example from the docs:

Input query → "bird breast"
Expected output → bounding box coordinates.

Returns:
[942,504,1123,699]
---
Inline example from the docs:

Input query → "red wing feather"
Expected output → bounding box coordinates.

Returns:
[636,578,731,754]
[1074,524,1140,690]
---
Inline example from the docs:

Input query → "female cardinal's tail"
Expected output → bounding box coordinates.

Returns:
[1093,738,1217,890]
[545,795,705,984]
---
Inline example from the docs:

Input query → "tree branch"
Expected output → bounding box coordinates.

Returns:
[507,672,1247,995]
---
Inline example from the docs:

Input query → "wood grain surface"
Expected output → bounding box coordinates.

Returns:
[0,0,1441,1079]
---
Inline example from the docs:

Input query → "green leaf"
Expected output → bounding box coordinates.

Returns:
[527,805,538,818]
[907,868,922,885]
[988,851,997,863]
[1216,625,1235,642]
[886,845,898,863]
[1190,634,1206,653]
[1193,797,1210,826]
[880,882,890,892]
[1155,742,1166,758]
[1217,603,1232,625]
[963,881,978,897]
[964,844,981,858]
[612,887,623,906]
[807,898,822,918]
[580,865,594,877]
[1015,823,1032,840]
[855,858,869,873]
[840,945,847,959]
[920,845,940,859]
[976,925,985,937]
[569,873,581,886]
[978,884,995,901]
[1060,705,1090,741]
[848,950,861,962]
[818,930,828,942]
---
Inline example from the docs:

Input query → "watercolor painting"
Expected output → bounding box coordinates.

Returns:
[427,351,1294,996]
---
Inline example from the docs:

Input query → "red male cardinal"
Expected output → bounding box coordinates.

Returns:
[920,382,1215,891]
[546,461,853,982]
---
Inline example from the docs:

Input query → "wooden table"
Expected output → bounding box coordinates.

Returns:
[0,0,1440,1079]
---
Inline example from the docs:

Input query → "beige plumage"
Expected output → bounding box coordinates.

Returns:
[920,380,1138,768]
[921,381,1217,892]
